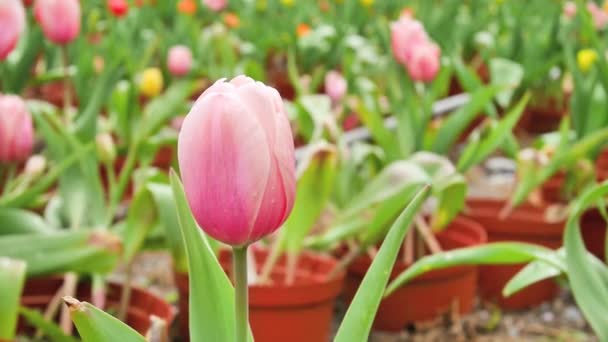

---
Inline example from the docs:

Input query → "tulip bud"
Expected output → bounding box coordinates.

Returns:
[167,45,193,77]
[587,2,608,30]
[563,1,576,18]
[108,0,129,17]
[324,70,347,103]
[0,95,34,163]
[34,0,81,45]
[0,0,26,60]
[391,16,428,66]
[405,42,441,83]
[203,0,227,12]
[577,49,598,73]
[24,155,46,178]
[139,67,164,97]
[178,75,296,246]
[96,133,116,164]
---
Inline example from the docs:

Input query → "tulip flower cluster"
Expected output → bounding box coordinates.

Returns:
[390,14,441,83]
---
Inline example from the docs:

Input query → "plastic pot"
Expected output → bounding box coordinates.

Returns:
[465,199,564,310]
[175,248,345,342]
[343,216,487,332]
[20,276,175,336]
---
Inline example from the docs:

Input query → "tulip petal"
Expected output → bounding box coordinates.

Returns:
[178,92,272,245]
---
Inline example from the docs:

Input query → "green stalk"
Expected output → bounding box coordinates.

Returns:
[233,246,248,342]
[0,258,26,341]
[61,45,72,124]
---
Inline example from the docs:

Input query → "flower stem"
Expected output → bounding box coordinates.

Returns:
[61,45,72,124]
[233,246,248,342]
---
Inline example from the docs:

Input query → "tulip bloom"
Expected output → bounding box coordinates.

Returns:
[0,0,26,60]
[563,1,576,18]
[108,0,128,17]
[405,42,441,83]
[391,16,428,66]
[178,76,296,246]
[587,2,608,30]
[0,95,34,163]
[177,0,196,15]
[203,0,226,12]
[167,45,193,77]
[577,49,598,73]
[139,68,164,97]
[34,0,81,45]
[325,70,347,103]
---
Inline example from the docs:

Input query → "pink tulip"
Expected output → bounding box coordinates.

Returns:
[563,1,576,18]
[405,42,441,83]
[0,0,26,60]
[0,95,34,163]
[203,0,227,12]
[34,0,81,45]
[587,2,608,30]
[178,76,296,246]
[167,45,193,77]
[324,70,347,103]
[391,16,428,66]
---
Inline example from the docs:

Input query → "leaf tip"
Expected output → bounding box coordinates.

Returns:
[63,296,85,313]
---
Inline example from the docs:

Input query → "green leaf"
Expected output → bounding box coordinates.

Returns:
[19,306,78,342]
[0,258,26,340]
[563,182,608,340]
[489,58,524,108]
[384,242,561,297]
[283,143,338,254]
[334,185,430,342]
[147,183,188,272]
[432,85,500,154]
[122,188,158,262]
[457,93,530,172]
[503,259,562,297]
[431,173,467,230]
[169,171,253,342]
[0,208,52,235]
[64,297,145,342]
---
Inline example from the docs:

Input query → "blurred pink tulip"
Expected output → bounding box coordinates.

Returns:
[34,0,81,45]
[587,2,608,30]
[391,16,428,66]
[203,0,226,12]
[405,42,441,83]
[178,75,296,246]
[563,1,576,18]
[0,95,34,163]
[0,0,26,60]
[167,45,193,77]
[325,70,347,103]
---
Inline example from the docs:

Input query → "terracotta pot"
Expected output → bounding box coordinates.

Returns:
[20,276,175,335]
[580,208,607,261]
[464,199,564,310]
[518,98,567,134]
[540,175,606,260]
[175,249,345,342]
[596,148,608,181]
[343,216,486,331]
[173,271,189,340]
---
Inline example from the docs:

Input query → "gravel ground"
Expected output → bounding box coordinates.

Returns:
[117,251,597,342]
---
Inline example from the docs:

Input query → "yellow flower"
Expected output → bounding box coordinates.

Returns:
[577,49,598,73]
[139,68,164,97]
[281,0,294,7]
[360,0,373,7]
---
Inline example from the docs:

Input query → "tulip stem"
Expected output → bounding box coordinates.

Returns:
[233,246,248,342]
[61,46,72,124]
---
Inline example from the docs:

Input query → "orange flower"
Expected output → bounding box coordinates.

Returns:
[177,0,196,15]
[297,23,311,38]
[224,12,240,28]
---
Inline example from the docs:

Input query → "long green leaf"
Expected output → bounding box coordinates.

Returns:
[432,85,500,154]
[170,171,252,342]
[0,208,51,235]
[384,242,561,297]
[334,185,430,342]
[0,258,26,340]
[19,306,78,342]
[564,182,608,340]
[64,297,145,342]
